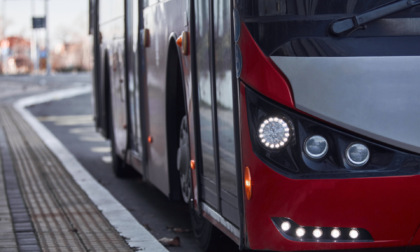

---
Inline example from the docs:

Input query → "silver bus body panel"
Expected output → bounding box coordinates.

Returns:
[271,56,420,154]
[143,0,188,196]
[99,0,127,157]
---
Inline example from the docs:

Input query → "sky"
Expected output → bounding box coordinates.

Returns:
[0,0,89,49]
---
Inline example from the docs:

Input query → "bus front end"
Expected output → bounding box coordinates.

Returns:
[236,1,420,251]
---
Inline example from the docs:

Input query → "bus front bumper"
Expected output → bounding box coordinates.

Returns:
[243,158,420,251]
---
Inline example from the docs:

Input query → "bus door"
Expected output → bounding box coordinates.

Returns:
[126,0,144,161]
[195,0,239,226]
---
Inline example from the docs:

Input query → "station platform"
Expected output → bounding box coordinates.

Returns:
[0,103,138,251]
[0,79,168,252]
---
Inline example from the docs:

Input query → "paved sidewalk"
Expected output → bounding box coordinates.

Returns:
[0,104,135,251]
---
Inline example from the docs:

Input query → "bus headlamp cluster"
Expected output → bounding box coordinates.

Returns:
[272,217,372,242]
[246,86,420,179]
[258,116,371,167]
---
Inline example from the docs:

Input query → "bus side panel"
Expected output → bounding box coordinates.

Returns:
[143,0,188,196]
[99,0,127,156]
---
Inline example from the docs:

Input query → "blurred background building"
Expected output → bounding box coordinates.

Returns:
[1,36,32,74]
[0,0,91,75]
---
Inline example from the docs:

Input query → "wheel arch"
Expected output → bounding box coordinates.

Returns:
[102,49,113,140]
[166,34,188,201]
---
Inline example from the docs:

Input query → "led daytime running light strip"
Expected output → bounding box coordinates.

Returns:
[272,217,372,242]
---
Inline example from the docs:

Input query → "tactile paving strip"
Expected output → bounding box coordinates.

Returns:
[0,106,135,252]
[0,126,41,252]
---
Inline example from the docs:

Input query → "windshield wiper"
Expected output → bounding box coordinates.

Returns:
[330,0,420,36]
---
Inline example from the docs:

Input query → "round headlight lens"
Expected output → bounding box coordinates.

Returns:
[346,143,370,167]
[304,135,328,159]
[258,117,290,149]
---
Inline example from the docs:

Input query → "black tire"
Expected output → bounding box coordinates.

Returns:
[190,207,219,252]
[110,123,128,178]
[177,116,192,203]
[176,116,217,251]
[108,82,131,178]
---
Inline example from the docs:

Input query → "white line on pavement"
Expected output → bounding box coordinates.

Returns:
[14,84,168,252]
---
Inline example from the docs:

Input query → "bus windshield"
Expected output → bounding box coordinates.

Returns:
[239,0,420,56]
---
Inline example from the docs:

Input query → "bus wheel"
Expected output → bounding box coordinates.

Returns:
[177,115,191,203]
[177,116,217,250]
[109,105,129,177]
[191,206,216,251]
[110,128,126,177]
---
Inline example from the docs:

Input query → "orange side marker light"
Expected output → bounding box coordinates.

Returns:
[148,136,153,143]
[176,32,189,55]
[244,166,252,200]
[176,36,183,48]
[143,28,151,48]
[190,160,196,170]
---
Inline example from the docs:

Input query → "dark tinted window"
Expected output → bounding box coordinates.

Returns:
[239,0,420,56]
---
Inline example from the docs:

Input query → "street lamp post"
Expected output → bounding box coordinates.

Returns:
[1,0,5,40]
[44,0,50,75]
[1,0,5,73]
[31,0,39,74]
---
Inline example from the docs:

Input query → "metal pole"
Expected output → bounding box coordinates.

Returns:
[1,0,5,40]
[1,0,5,74]
[45,0,50,75]
[1,0,3,40]
[31,0,38,74]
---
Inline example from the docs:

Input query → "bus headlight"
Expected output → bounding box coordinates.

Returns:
[259,117,290,149]
[304,135,328,159]
[346,143,370,167]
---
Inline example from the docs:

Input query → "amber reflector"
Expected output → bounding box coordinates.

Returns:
[176,35,183,48]
[143,29,150,48]
[244,166,252,200]
[190,160,196,170]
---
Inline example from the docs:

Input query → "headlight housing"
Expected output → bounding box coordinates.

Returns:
[246,85,420,179]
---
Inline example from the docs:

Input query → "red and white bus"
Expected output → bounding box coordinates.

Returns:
[89,0,420,251]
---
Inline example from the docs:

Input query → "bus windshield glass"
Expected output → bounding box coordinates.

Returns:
[239,0,420,56]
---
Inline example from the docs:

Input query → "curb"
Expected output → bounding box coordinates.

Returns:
[14,84,168,252]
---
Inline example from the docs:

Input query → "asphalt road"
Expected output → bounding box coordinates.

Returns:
[25,73,240,252]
